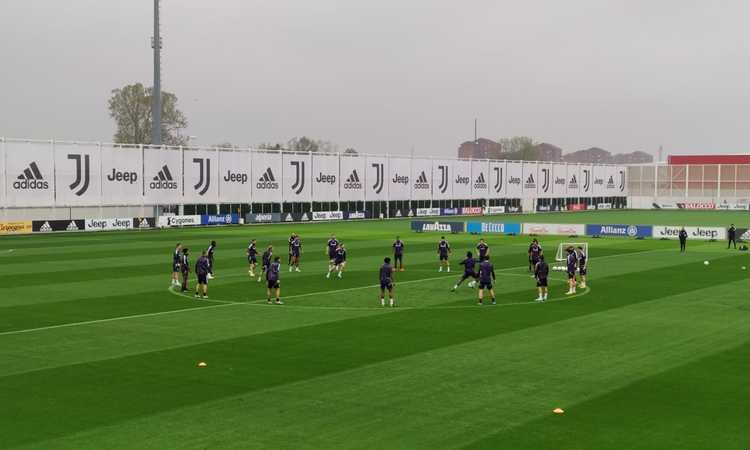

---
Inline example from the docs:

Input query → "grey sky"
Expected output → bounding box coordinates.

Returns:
[2,0,748,157]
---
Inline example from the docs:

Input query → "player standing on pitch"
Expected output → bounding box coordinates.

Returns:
[565,247,578,295]
[728,224,737,249]
[259,245,273,282]
[180,248,190,292]
[438,236,451,272]
[247,239,258,277]
[476,238,490,262]
[576,246,588,289]
[206,240,217,279]
[328,243,347,279]
[287,233,296,266]
[195,251,210,299]
[290,234,302,272]
[379,257,396,307]
[528,239,543,276]
[392,236,405,271]
[452,251,478,291]
[266,256,283,304]
[171,243,182,287]
[679,227,688,253]
[534,255,549,302]
[477,256,496,305]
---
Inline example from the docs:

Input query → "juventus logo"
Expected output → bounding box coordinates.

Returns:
[67,154,90,196]
[192,158,211,195]
[437,165,448,193]
[371,163,384,194]
[541,168,550,192]
[290,160,306,195]
[583,169,591,192]
[618,170,625,192]
[493,167,503,193]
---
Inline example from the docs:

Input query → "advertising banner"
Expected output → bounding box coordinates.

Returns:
[218,149,251,203]
[5,142,54,207]
[552,163,568,197]
[312,211,344,221]
[566,165,581,197]
[718,201,749,210]
[616,166,627,195]
[410,221,465,233]
[344,211,370,220]
[652,226,726,241]
[410,158,433,201]
[485,206,506,214]
[580,165,594,196]
[460,206,483,215]
[506,162,523,198]
[31,220,83,233]
[522,162,538,197]
[245,213,281,223]
[339,155,365,202]
[452,160,472,199]
[466,222,521,234]
[488,161,506,198]
[84,217,134,231]
[283,152,312,203]
[597,203,613,210]
[158,215,201,227]
[133,217,155,229]
[537,163,554,198]
[677,202,716,210]
[388,157,411,200]
[183,149,219,203]
[567,203,587,211]
[652,202,678,210]
[101,145,143,206]
[522,223,586,236]
[365,156,388,201]
[54,142,102,207]
[585,224,652,238]
[470,160,489,199]
[144,148,182,204]
[0,221,33,235]
[311,154,340,202]
[416,208,441,217]
[431,160,452,200]
[201,214,240,225]
[251,151,283,203]
[591,165,607,197]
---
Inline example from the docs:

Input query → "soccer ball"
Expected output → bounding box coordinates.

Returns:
[468,280,477,288]
[704,261,710,266]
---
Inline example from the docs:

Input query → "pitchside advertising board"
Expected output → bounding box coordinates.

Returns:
[585,224,652,238]
[416,208,441,217]
[410,221,465,233]
[653,225,727,241]
[522,223,586,236]
[84,217,134,231]
[245,213,281,224]
[202,214,240,225]
[466,222,521,234]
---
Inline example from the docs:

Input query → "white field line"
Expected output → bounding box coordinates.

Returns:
[0,247,670,337]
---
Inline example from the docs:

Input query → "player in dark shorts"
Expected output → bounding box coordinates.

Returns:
[326,234,339,272]
[290,235,302,272]
[288,233,296,266]
[528,239,543,276]
[259,245,273,283]
[392,236,405,271]
[565,247,577,295]
[476,238,490,262]
[180,248,190,292]
[246,239,258,277]
[266,256,283,304]
[195,251,210,299]
[534,255,549,302]
[452,251,478,291]
[679,227,688,253]
[477,256,496,305]
[437,236,451,272]
[206,240,217,279]
[728,224,737,249]
[328,244,347,279]
[379,257,396,307]
[576,246,587,289]
[171,243,182,287]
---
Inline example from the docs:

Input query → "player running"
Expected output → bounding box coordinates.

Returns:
[438,236,451,272]
[452,251,478,291]
[290,235,302,272]
[206,240,217,279]
[565,247,578,295]
[328,244,347,279]
[534,255,549,302]
[476,238,490,262]
[266,256,283,304]
[477,256,496,305]
[180,248,190,292]
[392,236,405,271]
[576,246,588,289]
[259,245,273,282]
[379,257,396,307]
[246,239,258,277]
[326,234,339,274]
[171,243,182,287]
[195,250,210,299]
[528,239,543,276]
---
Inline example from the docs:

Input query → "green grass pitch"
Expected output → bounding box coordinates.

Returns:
[1,209,749,449]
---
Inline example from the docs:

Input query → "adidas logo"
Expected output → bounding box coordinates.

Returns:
[606,175,615,188]
[149,165,178,190]
[13,162,49,190]
[395,210,402,217]
[66,221,79,231]
[138,218,151,229]
[343,170,362,190]
[256,168,279,189]
[524,173,536,189]
[39,221,53,232]
[568,175,579,189]
[300,212,309,221]
[473,172,487,190]
[413,171,430,189]
[284,213,293,222]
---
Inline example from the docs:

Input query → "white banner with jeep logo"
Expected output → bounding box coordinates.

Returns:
[312,211,344,221]
[388,157,411,200]
[452,160,472,199]
[53,142,102,207]
[652,226,727,241]
[311,154,339,202]
[251,151,282,203]
[339,155,365,202]
[218,149,251,203]
[410,158,433,201]
[101,145,142,206]
[183,149,219,203]
[505,162,522,198]
[143,148,182,204]
[84,217,134,231]
[5,142,54,207]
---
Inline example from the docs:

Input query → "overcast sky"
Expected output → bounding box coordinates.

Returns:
[2,0,748,157]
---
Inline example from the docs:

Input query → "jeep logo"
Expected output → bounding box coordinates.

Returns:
[392,174,409,184]
[315,173,336,184]
[223,171,248,184]
[107,169,138,184]
[454,175,470,184]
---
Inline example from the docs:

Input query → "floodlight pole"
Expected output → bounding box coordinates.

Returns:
[151,0,162,146]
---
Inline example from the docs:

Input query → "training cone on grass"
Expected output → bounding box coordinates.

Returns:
[553,408,565,414]
[197,362,207,368]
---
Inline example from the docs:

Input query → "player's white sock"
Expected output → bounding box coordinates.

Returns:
[326,271,331,279]
[389,298,394,307]
[439,266,443,272]
[381,298,385,306]
[337,271,342,278]
[544,293,548,300]
[447,267,450,272]
[289,266,293,272]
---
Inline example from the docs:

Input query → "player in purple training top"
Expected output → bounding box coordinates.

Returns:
[194,250,210,299]
[206,240,217,279]
[379,257,396,307]
[171,243,182,287]
[452,251,478,292]
[392,236,405,272]
[290,235,302,272]
[437,236,451,272]
[528,239,543,275]
[259,245,273,283]
[477,256,496,305]
[565,247,578,295]
[326,234,339,274]
[534,254,549,302]
[576,246,587,289]
[266,256,283,304]
[476,238,490,262]
[246,239,258,278]
[180,248,190,293]
[287,233,296,266]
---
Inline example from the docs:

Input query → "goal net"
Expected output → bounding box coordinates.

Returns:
[553,242,589,270]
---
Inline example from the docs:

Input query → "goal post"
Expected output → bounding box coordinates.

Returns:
[553,242,589,270]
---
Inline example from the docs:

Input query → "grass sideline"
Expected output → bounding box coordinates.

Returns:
[1,209,749,449]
